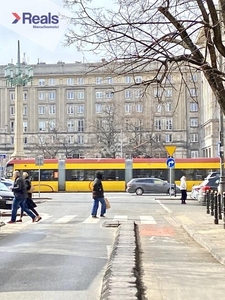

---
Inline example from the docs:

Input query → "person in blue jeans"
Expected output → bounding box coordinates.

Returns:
[91,172,106,218]
[8,170,38,223]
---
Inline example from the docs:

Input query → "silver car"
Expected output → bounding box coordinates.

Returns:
[0,182,14,209]
[126,177,178,195]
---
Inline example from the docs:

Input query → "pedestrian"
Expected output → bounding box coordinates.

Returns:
[7,170,38,223]
[16,172,42,222]
[91,171,106,218]
[180,176,187,204]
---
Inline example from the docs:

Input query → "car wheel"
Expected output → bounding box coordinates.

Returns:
[135,188,143,195]
[167,187,175,195]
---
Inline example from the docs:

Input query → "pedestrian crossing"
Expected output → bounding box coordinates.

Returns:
[0,214,157,228]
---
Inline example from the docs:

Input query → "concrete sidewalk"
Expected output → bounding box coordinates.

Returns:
[154,197,225,265]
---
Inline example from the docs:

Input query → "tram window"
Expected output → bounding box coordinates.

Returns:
[66,169,125,181]
[174,169,219,181]
[133,169,167,180]
[26,169,58,181]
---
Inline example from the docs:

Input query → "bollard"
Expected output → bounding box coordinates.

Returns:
[218,193,222,220]
[223,193,225,229]
[210,190,214,216]
[206,191,210,214]
[214,192,219,224]
[174,183,176,197]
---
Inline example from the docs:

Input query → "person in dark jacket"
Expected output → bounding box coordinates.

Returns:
[8,170,37,223]
[91,172,106,218]
[16,172,42,222]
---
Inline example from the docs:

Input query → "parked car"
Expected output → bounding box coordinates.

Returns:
[190,184,202,200]
[0,178,14,189]
[126,177,180,195]
[0,182,14,209]
[198,176,220,205]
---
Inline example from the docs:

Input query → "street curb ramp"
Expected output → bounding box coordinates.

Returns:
[100,221,145,300]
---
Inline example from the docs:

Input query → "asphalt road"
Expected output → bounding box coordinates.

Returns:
[0,193,225,300]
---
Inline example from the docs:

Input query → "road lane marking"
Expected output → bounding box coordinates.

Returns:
[53,215,77,224]
[82,216,100,223]
[155,200,173,213]
[139,216,157,224]
[113,215,128,221]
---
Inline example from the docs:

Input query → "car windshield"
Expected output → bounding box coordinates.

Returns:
[0,182,10,191]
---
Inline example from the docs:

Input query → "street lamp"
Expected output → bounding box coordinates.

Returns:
[4,40,33,158]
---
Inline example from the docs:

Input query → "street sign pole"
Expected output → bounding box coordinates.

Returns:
[166,157,175,197]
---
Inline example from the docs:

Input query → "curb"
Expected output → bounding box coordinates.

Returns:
[181,224,225,266]
[100,221,140,300]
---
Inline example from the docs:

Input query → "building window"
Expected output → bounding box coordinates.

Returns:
[23,105,27,116]
[155,119,161,130]
[190,102,198,112]
[77,91,84,100]
[96,77,103,84]
[190,74,198,82]
[39,121,46,131]
[125,76,132,84]
[49,78,55,86]
[49,120,55,130]
[77,105,84,114]
[106,77,113,84]
[68,135,74,144]
[67,78,74,85]
[49,105,56,115]
[135,76,142,83]
[136,104,143,112]
[67,105,75,114]
[125,103,132,113]
[191,150,199,158]
[190,118,198,127]
[155,134,161,142]
[77,135,84,144]
[190,88,197,96]
[10,121,14,133]
[67,91,74,100]
[77,119,84,132]
[23,121,28,133]
[155,104,162,113]
[24,137,28,144]
[165,134,173,142]
[165,88,172,97]
[10,92,15,100]
[77,77,84,85]
[165,102,172,112]
[67,120,74,132]
[125,90,132,98]
[105,91,114,99]
[191,133,198,142]
[96,104,102,113]
[165,75,172,84]
[154,88,162,98]
[49,91,56,101]
[38,92,45,100]
[166,119,172,130]
[134,89,143,98]
[38,79,45,86]
[96,91,103,99]
[10,106,15,115]
[23,92,28,100]
[38,105,45,114]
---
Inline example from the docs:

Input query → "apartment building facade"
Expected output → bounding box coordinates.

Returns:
[0,61,202,159]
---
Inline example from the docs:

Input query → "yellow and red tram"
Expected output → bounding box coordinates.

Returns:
[4,157,221,192]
